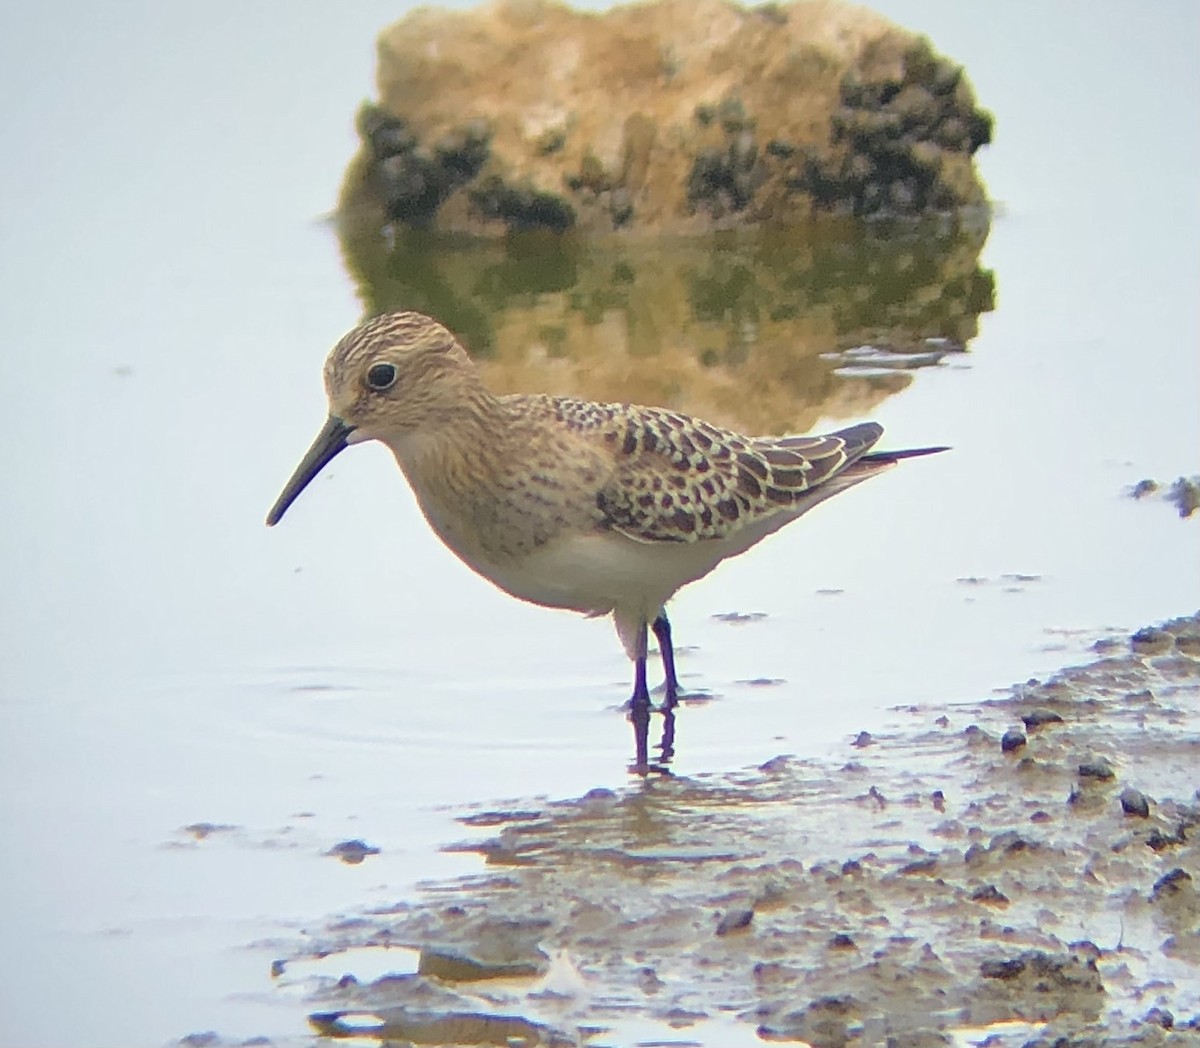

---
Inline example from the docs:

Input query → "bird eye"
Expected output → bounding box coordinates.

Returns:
[365,361,397,391]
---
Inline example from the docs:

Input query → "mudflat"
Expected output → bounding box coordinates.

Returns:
[286,614,1200,1046]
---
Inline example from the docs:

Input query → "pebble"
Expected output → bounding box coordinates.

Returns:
[636,966,665,993]
[980,957,1025,980]
[1021,708,1064,730]
[1001,729,1026,753]
[970,884,1009,906]
[1077,757,1115,781]
[1147,828,1184,851]
[1119,787,1150,817]
[715,908,754,936]
[1175,631,1200,656]
[1144,1007,1175,1030]
[326,839,380,864]
[1150,867,1191,901]
[1130,626,1172,655]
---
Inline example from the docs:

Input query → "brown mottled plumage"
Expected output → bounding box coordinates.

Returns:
[267,311,946,715]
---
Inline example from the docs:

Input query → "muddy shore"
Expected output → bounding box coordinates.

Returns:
[272,613,1200,1047]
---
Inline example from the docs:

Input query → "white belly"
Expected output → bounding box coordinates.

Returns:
[406,457,805,659]
[474,502,803,621]
[477,530,725,617]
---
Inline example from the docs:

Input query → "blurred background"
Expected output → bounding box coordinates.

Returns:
[1,2,1197,1045]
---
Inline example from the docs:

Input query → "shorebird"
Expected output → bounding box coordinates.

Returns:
[267,312,945,717]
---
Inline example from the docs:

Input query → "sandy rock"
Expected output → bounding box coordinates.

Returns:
[343,0,991,235]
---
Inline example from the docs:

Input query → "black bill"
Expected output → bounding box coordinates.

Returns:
[265,416,355,526]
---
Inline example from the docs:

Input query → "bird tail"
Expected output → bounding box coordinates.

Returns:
[857,445,950,465]
[782,442,947,519]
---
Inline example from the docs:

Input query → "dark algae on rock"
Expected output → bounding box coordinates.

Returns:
[341,0,992,236]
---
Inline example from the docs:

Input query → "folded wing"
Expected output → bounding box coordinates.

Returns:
[591,407,884,544]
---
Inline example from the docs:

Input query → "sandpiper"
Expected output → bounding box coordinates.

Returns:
[268,312,945,715]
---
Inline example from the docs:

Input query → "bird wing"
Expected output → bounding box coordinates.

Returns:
[584,405,883,544]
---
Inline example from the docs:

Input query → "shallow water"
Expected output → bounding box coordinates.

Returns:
[284,625,1200,1045]
[1,3,1198,1046]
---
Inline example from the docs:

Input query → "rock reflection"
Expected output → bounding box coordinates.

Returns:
[337,208,994,435]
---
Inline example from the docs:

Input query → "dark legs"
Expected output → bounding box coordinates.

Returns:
[628,612,679,773]
[629,619,652,768]
[628,611,680,709]
[630,622,651,706]
[652,612,680,709]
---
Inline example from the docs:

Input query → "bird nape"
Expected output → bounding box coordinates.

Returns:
[268,311,948,768]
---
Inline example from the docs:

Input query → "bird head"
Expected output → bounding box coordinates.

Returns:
[265,311,477,526]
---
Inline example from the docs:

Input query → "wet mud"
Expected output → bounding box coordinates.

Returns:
[276,614,1200,1046]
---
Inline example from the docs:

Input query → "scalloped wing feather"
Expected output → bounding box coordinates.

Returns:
[577,402,883,544]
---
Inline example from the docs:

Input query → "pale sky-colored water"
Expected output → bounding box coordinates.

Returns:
[1,2,1198,1046]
